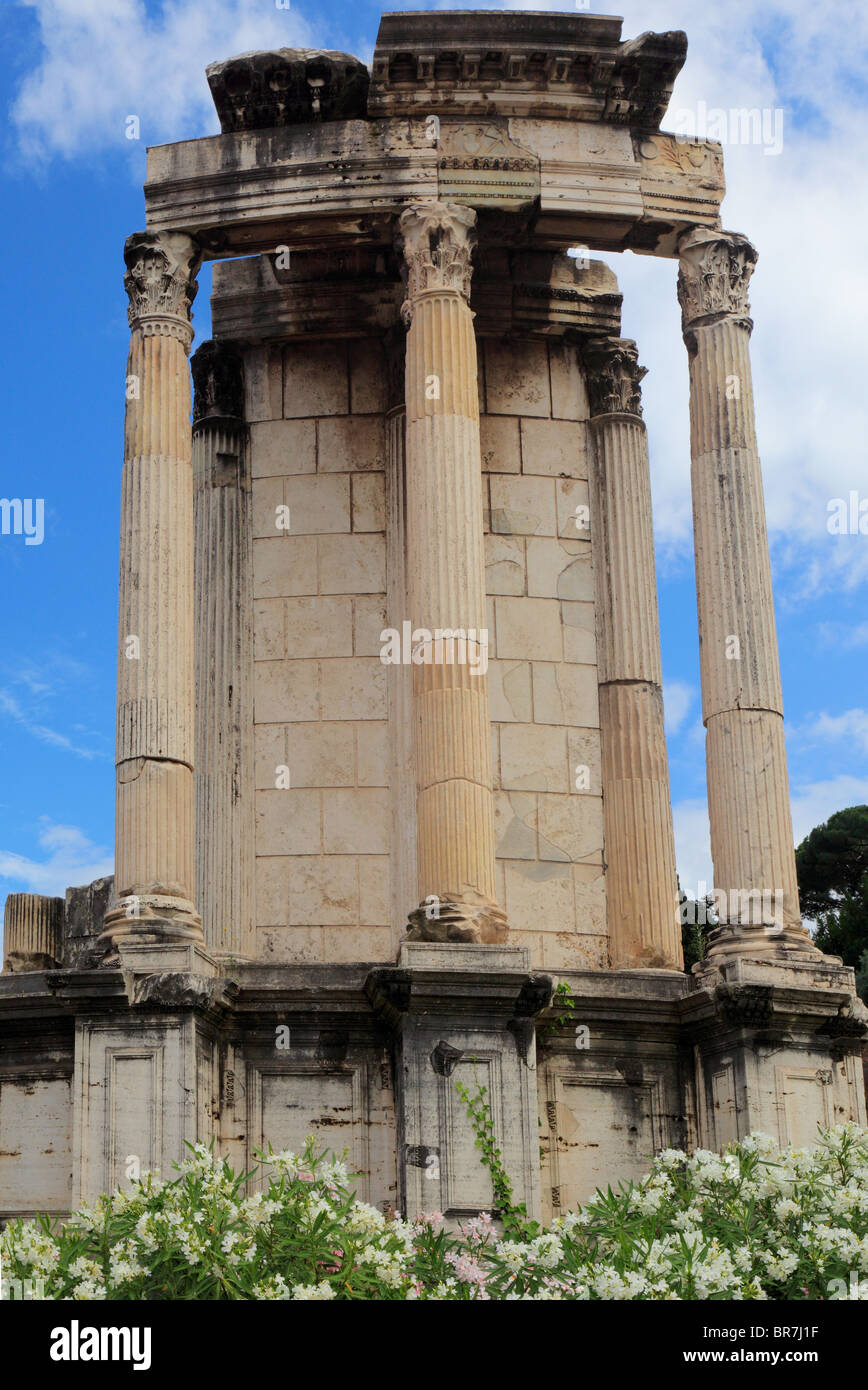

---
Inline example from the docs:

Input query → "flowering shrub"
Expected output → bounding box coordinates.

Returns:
[4,1124,868,1300]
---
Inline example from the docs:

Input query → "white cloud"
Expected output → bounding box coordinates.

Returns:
[0,818,113,897]
[806,708,868,755]
[672,797,713,900]
[790,774,868,846]
[663,678,695,736]
[592,0,868,596]
[12,0,868,604]
[819,621,868,650]
[672,769,868,899]
[11,0,316,161]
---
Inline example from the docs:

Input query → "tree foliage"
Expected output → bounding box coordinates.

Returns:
[795,806,868,995]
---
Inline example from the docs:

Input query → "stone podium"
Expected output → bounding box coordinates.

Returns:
[1,10,864,1226]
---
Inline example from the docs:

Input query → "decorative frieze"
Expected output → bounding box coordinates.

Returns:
[369,12,686,128]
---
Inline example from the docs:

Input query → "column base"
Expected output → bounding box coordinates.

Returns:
[100,894,204,953]
[701,920,823,964]
[686,952,868,1146]
[406,897,508,945]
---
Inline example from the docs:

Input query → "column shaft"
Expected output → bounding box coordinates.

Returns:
[399,203,505,944]
[2,893,64,972]
[385,333,418,952]
[192,341,254,960]
[678,228,815,956]
[587,340,681,969]
[103,232,203,946]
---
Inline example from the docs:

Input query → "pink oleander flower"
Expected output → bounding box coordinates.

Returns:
[445,1249,490,1291]
[418,1211,446,1233]
[461,1212,494,1246]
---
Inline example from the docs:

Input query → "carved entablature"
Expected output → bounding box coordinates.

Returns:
[474,251,622,340]
[398,202,477,321]
[583,337,647,418]
[210,245,623,343]
[631,134,725,254]
[368,11,686,128]
[210,248,404,343]
[206,49,369,131]
[123,231,201,339]
[677,228,757,334]
[437,122,540,209]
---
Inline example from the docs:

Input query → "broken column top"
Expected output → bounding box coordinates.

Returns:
[206,12,687,133]
[207,49,370,132]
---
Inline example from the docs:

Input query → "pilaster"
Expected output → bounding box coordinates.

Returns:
[586,338,681,970]
[191,340,255,962]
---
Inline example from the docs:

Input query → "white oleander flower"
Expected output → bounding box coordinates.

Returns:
[290,1281,336,1300]
[346,1201,387,1236]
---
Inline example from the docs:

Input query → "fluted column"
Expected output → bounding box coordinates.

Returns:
[586,338,682,970]
[398,202,506,944]
[678,228,817,958]
[384,330,418,954]
[191,341,254,960]
[2,893,64,972]
[102,231,204,947]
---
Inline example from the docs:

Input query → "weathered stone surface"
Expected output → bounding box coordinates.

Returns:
[369,12,686,129]
[2,893,64,972]
[207,49,370,132]
[678,229,817,958]
[399,202,506,946]
[64,876,114,970]
[1,8,863,1231]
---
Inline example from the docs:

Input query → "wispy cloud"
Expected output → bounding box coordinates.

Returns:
[663,678,695,737]
[673,770,868,901]
[0,817,113,897]
[595,0,868,598]
[792,707,868,756]
[0,687,106,759]
[11,0,316,162]
[818,621,868,650]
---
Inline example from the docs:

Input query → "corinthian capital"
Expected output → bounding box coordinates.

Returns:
[677,228,757,334]
[398,202,476,322]
[123,231,202,338]
[584,337,647,418]
[191,340,244,426]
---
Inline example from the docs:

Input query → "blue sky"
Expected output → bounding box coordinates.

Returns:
[1,0,866,930]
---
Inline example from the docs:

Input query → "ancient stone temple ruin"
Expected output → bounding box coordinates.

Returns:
[2,10,865,1224]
